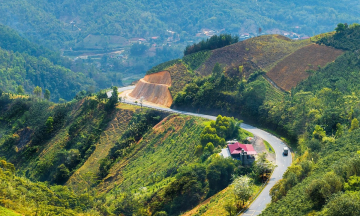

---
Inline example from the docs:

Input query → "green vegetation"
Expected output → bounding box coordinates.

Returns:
[0,24,124,101]
[263,140,274,153]
[318,23,360,50]
[2,0,360,49]
[0,92,274,215]
[184,34,239,55]
[167,24,360,215]
[0,159,97,215]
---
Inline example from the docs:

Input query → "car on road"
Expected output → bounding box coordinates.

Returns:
[283,147,289,156]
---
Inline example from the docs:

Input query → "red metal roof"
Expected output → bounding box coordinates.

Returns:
[228,142,257,155]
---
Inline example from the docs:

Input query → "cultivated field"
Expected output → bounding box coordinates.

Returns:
[196,35,310,76]
[266,44,344,91]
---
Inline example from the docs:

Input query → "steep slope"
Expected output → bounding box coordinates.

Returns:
[99,115,206,193]
[130,71,173,107]
[266,44,344,91]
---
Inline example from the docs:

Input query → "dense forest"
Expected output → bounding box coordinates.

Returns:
[0,25,125,101]
[1,0,360,49]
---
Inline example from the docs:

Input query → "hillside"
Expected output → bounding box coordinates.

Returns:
[0,25,125,101]
[168,24,360,215]
[130,71,173,107]
[195,35,311,76]
[2,0,360,48]
[0,89,272,215]
[266,44,344,91]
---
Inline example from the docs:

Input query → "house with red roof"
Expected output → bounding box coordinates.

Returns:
[226,142,257,165]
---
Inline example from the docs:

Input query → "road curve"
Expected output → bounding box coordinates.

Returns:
[109,86,292,215]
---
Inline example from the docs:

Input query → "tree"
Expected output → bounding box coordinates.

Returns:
[206,158,236,192]
[252,153,275,182]
[96,90,108,102]
[99,158,112,178]
[233,175,253,207]
[321,192,360,216]
[350,118,359,131]
[17,85,25,95]
[54,164,70,184]
[0,88,3,97]
[335,23,348,33]
[224,199,238,216]
[204,142,215,153]
[44,89,51,100]
[212,63,222,78]
[33,86,42,98]
[45,117,54,133]
[106,86,118,110]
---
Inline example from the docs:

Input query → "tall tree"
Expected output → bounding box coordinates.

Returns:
[33,86,42,98]
[44,89,51,100]
[17,85,25,95]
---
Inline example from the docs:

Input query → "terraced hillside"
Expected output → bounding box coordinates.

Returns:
[266,44,344,91]
[99,114,206,193]
[196,35,311,76]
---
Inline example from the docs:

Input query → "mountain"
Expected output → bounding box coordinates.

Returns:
[0,86,263,215]
[2,0,360,83]
[126,24,360,215]
[0,24,125,101]
[2,0,360,47]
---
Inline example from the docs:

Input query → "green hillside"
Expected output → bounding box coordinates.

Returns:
[165,24,360,215]
[2,0,360,48]
[0,25,125,101]
[0,89,273,215]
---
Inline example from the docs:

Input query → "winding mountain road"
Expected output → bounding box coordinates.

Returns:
[108,86,292,215]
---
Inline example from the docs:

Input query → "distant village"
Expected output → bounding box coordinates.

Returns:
[69,26,311,73]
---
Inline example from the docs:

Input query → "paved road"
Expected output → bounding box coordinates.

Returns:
[109,86,292,215]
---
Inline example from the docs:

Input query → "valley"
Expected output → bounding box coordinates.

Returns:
[1,2,360,213]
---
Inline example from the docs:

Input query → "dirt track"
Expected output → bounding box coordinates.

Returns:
[129,71,173,107]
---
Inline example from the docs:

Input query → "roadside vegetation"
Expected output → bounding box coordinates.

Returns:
[0,87,275,215]
[171,24,360,215]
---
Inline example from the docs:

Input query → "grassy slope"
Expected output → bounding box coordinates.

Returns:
[67,104,136,191]
[0,206,20,216]
[99,114,207,195]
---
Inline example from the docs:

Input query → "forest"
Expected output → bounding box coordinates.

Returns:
[0,24,126,101]
[1,0,360,50]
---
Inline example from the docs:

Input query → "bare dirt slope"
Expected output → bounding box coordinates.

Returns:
[266,44,344,91]
[196,35,310,76]
[130,71,173,107]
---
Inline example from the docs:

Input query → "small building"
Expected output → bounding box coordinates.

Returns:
[227,142,257,165]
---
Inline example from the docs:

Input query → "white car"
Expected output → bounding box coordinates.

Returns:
[283,147,289,156]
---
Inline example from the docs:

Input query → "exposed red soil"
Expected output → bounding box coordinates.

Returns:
[129,71,173,107]
[266,44,344,91]
[143,71,172,85]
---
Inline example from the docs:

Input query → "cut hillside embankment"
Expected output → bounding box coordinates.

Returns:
[130,71,173,107]
[266,44,344,91]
